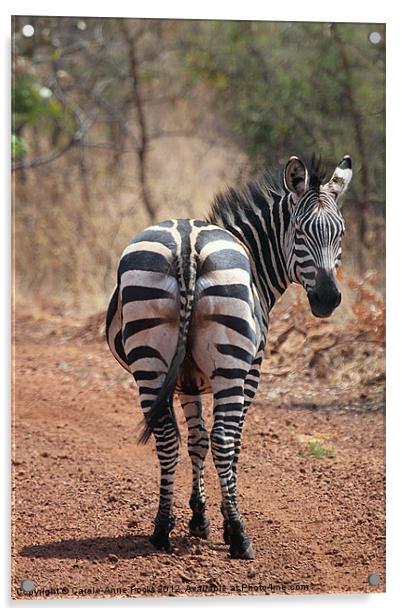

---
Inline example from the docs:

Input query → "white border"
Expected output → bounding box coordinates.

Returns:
[2,1,401,614]
[2,0,393,22]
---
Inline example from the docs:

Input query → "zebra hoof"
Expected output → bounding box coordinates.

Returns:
[229,535,254,560]
[189,519,210,539]
[149,531,172,552]
[189,509,210,539]
[149,514,175,551]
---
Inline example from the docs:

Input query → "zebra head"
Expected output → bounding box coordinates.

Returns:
[283,155,352,318]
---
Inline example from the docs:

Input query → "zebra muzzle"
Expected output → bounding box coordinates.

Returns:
[307,269,341,318]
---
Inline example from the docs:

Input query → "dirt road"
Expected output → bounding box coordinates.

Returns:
[11,306,385,599]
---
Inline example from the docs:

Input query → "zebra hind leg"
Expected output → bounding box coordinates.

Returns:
[223,406,248,545]
[210,381,254,560]
[223,351,262,544]
[179,393,210,539]
[145,396,180,552]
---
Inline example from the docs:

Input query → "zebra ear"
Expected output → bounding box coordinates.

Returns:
[284,156,309,198]
[323,155,352,203]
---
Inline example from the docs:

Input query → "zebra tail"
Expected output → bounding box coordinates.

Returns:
[138,253,197,445]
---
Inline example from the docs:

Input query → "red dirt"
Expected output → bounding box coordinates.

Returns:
[11,298,385,599]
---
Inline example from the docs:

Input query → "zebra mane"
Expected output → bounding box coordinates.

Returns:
[208,154,326,225]
[308,154,327,193]
[207,167,283,227]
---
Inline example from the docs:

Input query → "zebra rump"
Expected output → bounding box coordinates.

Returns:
[138,230,198,442]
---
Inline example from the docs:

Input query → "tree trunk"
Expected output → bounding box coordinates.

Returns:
[119,20,158,223]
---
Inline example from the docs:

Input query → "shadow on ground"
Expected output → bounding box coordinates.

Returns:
[19,533,205,560]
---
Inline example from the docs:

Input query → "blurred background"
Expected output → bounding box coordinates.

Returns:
[12,17,385,313]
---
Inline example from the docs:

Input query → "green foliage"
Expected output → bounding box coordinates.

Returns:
[12,74,75,154]
[12,75,43,121]
[183,21,385,182]
[181,20,385,275]
[11,134,28,160]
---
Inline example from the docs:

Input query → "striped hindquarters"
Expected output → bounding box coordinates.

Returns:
[105,280,130,372]
[106,219,203,442]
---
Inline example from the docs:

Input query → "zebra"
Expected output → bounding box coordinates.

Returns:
[106,154,352,560]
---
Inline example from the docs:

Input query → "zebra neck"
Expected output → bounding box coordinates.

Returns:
[218,197,292,318]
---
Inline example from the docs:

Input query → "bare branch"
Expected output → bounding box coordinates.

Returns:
[149,129,195,141]
[12,134,79,171]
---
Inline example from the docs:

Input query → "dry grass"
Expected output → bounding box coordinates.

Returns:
[13,101,247,313]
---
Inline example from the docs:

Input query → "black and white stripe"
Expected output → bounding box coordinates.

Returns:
[106,154,352,558]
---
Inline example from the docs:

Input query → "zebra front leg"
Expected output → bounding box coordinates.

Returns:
[179,393,210,539]
[211,380,254,560]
